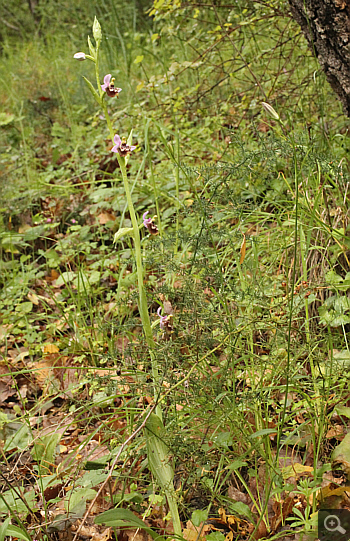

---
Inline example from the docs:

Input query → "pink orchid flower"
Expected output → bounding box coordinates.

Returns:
[101,74,122,98]
[143,211,159,235]
[111,134,136,156]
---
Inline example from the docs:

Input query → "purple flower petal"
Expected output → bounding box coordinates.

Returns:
[111,135,122,153]
[143,211,152,227]
[157,307,162,317]
[101,74,111,92]
[113,134,121,147]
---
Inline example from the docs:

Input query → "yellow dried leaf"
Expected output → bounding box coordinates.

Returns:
[42,344,59,354]
[281,463,313,479]
[28,292,39,305]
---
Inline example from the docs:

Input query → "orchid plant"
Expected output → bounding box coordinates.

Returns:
[73,18,181,538]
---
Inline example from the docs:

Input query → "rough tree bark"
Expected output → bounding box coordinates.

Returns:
[288,0,350,116]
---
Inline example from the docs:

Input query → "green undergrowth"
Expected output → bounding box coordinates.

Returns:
[2,1,350,541]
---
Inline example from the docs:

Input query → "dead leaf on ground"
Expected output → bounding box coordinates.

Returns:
[332,432,350,480]
[227,485,249,504]
[326,424,344,439]
[97,212,116,225]
[270,495,295,531]
[183,521,211,541]
[43,343,60,354]
[0,365,16,402]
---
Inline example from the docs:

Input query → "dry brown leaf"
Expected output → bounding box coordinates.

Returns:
[326,424,344,439]
[227,486,249,504]
[28,291,39,305]
[0,365,16,402]
[28,354,60,390]
[183,521,211,541]
[240,234,246,264]
[43,344,60,354]
[45,269,60,282]
[270,495,295,531]
[7,347,30,364]
[318,484,350,509]
[98,212,116,224]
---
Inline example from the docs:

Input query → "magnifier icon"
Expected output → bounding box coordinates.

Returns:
[324,514,347,534]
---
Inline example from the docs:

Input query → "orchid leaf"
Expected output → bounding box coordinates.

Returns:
[95,508,166,541]
[114,227,134,243]
[82,77,101,105]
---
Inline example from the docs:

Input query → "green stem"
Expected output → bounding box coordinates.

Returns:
[118,157,160,415]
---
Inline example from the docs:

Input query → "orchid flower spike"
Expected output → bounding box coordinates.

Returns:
[111,134,136,157]
[74,52,86,61]
[101,74,122,98]
[143,211,159,235]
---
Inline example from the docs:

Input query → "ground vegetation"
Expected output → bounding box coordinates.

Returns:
[1,1,350,541]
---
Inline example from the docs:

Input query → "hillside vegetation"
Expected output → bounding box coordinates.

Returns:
[1,1,350,540]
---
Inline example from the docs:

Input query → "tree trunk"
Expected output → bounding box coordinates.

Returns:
[288,0,350,116]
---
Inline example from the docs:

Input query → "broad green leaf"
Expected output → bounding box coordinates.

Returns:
[79,470,108,486]
[0,488,36,516]
[3,422,32,451]
[332,432,350,479]
[0,518,10,541]
[95,508,166,541]
[191,509,208,527]
[3,525,31,541]
[335,406,350,419]
[65,488,97,512]
[206,532,225,541]
[114,227,134,243]
[89,270,101,284]
[145,414,181,536]
[23,225,45,241]
[145,414,174,492]
[227,501,253,521]
[31,432,61,473]
[325,270,343,287]
[73,270,91,293]
[227,460,247,471]
[15,302,33,314]
[55,271,76,286]
[0,113,15,126]
[47,500,86,533]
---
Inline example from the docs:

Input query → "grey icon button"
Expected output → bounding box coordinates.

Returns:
[319,510,350,541]
[324,515,346,534]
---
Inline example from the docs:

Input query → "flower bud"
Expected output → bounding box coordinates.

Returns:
[93,17,102,44]
[74,52,86,61]
[261,102,280,120]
